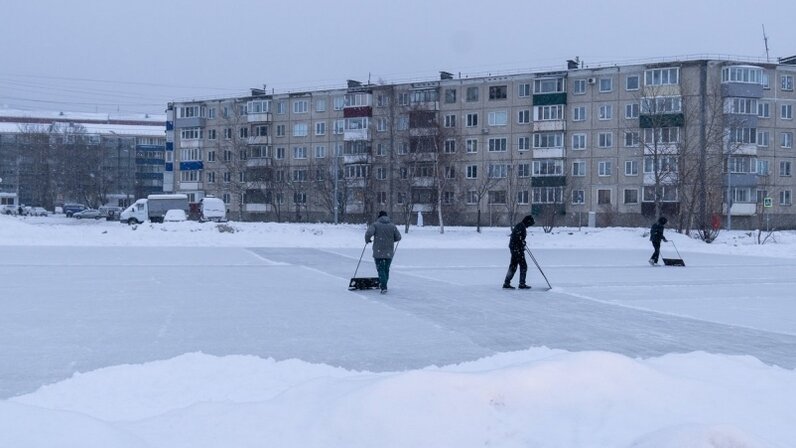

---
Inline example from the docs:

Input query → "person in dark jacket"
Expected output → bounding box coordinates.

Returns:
[503,215,535,289]
[365,211,402,294]
[649,216,668,265]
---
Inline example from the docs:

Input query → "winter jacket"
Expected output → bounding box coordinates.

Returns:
[508,222,529,252]
[365,216,402,259]
[649,223,667,243]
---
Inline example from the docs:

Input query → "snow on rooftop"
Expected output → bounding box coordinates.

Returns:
[0,108,165,123]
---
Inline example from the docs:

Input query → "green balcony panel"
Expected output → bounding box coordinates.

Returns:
[532,93,567,106]
[639,113,684,128]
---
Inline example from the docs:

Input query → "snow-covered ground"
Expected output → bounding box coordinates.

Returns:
[1,214,795,447]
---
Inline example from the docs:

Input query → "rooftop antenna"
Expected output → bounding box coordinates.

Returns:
[762,24,770,62]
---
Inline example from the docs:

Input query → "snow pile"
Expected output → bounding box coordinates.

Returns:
[3,350,790,448]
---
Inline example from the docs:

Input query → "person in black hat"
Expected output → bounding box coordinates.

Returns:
[649,216,668,265]
[503,215,535,289]
[365,210,402,294]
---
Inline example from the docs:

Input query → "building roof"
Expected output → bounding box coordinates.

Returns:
[0,108,165,137]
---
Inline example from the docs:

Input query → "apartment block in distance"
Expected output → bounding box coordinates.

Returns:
[167,55,796,230]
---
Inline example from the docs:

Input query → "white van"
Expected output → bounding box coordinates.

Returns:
[200,197,227,222]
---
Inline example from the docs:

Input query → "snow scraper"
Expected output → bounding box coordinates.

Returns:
[348,243,380,290]
[662,241,686,267]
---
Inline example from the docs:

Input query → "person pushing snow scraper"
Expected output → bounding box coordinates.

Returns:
[649,216,668,266]
[365,211,401,294]
[503,215,535,289]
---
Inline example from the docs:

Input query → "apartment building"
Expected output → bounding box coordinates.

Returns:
[0,110,166,209]
[167,55,796,229]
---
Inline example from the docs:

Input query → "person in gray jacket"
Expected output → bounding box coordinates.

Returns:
[365,210,402,294]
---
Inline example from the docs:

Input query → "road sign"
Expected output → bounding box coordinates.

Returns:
[763,197,773,208]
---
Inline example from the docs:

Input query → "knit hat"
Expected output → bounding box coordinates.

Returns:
[378,210,387,218]
[522,215,535,226]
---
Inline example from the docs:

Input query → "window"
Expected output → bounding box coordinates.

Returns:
[276,147,285,159]
[780,190,792,205]
[518,109,531,124]
[645,68,679,86]
[376,94,389,107]
[444,139,456,153]
[726,98,758,114]
[643,127,680,144]
[397,92,409,105]
[376,143,387,156]
[517,163,530,178]
[533,132,564,148]
[223,171,231,183]
[782,104,793,120]
[597,189,612,205]
[624,131,640,147]
[466,138,478,153]
[532,159,563,176]
[534,78,565,93]
[206,171,215,183]
[757,130,770,148]
[180,170,200,182]
[293,100,308,114]
[466,113,479,127]
[488,190,507,204]
[444,166,455,179]
[488,111,508,126]
[315,98,327,112]
[444,114,456,128]
[781,75,794,91]
[345,93,371,107]
[466,190,478,204]
[489,85,507,100]
[180,148,202,161]
[781,161,792,177]
[488,138,507,152]
[572,190,585,204]
[207,150,216,162]
[292,146,307,159]
[572,133,586,150]
[292,169,307,182]
[444,88,457,104]
[375,167,387,180]
[572,161,586,176]
[533,187,563,204]
[517,190,530,205]
[625,160,639,176]
[207,129,217,140]
[645,156,678,174]
[488,164,508,178]
[781,132,793,149]
[625,103,639,119]
[397,115,409,130]
[253,125,268,137]
[466,86,479,102]
[599,78,613,92]
[315,121,326,136]
[276,125,285,137]
[223,150,232,162]
[598,161,613,176]
[573,106,586,121]
[758,102,770,117]
[376,117,388,132]
[333,96,345,110]
[466,165,478,179]
[641,96,682,113]
[598,132,613,148]
[276,101,286,114]
[518,83,531,97]
[626,75,640,91]
[334,120,345,134]
[180,127,202,140]
[624,189,639,204]
[721,66,763,84]
[535,104,563,121]
[757,160,769,176]
[573,79,586,94]
[599,104,613,120]
[517,136,530,151]
[293,123,308,137]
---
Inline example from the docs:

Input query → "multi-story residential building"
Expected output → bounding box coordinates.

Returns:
[167,55,796,229]
[0,110,166,209]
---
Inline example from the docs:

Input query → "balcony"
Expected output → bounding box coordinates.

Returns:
[245,203,271,213]
[174,117,206,128]
[246,158,272,167]
[412,177,435,188]
[247,136,271,145]
[178,182,202,191]
[344,129,370,141]
[343,154,371,165]
[247,112,272,123]
[411,100,440,111]
[533,120,566,132]
[532,148,564,159]
[179,140,203,149]
[724,202,757,216]
[726,143,757,156]
[643,173,679,184]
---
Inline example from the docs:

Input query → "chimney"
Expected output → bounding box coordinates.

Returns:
[567,58,580,70]
[347,79,362,88]
[439,71,453,80]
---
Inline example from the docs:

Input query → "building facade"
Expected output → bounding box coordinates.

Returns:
[0,110,166,209]
[167,56,796,229]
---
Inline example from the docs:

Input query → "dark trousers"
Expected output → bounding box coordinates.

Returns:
[375,258,392,289]
[650,241,661,263]
[504,249,527,285]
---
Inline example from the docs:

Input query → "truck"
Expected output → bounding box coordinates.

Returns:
[119,194,189,224]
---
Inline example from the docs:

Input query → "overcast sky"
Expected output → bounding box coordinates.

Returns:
[2,0,796,115]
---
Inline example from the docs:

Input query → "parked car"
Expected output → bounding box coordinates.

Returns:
[72,208,102,220]
[163,209,187,222]
[0,205,17,215]
[63,203,87,217]
[28,207,49,216]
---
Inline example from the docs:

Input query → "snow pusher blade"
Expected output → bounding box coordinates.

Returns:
[348,277,381,290]
[662,258,685,267]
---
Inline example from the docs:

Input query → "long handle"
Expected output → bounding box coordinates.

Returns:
[670,240,684,260]
[352,243,368,278]
[525,247,552,289]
